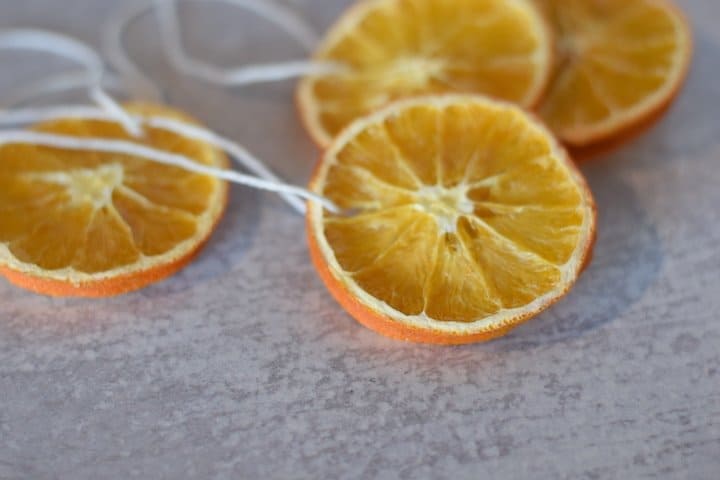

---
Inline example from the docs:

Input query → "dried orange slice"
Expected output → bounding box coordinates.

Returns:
[538,0,692,147]
[0,103,228,297]
[307,95,596,344]
[298,0,552,146]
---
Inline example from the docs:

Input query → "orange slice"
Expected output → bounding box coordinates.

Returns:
[298,0,552,146]
[307,95,596,344]
[0,103,228,297]
[538,0,692,147]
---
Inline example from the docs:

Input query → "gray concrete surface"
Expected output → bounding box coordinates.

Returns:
[0,0,718,478]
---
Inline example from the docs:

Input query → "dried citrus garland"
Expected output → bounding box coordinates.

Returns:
[0,0,692,344]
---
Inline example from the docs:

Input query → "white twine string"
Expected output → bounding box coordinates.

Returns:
[0,23,341,214]
[0,129,338,213]
[155,0,321,52]
[0,105,312,213]
[153,0,346,86]
[104,0,345,89]
[102,1,165,102]
[1,71,126,108]
[0,29,307,210]
[0,29,105,79]
[89,87,143,137]
[100,2,339,213]
[0,29,142,136]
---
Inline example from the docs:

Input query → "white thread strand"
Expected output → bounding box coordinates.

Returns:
[154,0,320,52]
[145,116,308,212]
[0,105,120,125]
[0,105,105,127]
[100,1,345,212]
[0,105,308,213]
[148,0,344,87]
[102,1,164,101]
[89,87,143,137]
[0,29,104,81]
[104,0,337,95]
[0,71,126,108]
[0,29,143,136]
[1,27,332,216]
[0,130,338,213]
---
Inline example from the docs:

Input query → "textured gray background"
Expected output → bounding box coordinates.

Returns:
[1,0,719,478]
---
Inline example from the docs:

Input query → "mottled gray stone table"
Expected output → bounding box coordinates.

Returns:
[1,1,719,478]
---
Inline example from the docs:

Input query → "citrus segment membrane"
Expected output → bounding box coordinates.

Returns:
[298,0,552,145]
[308,95,596,343]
